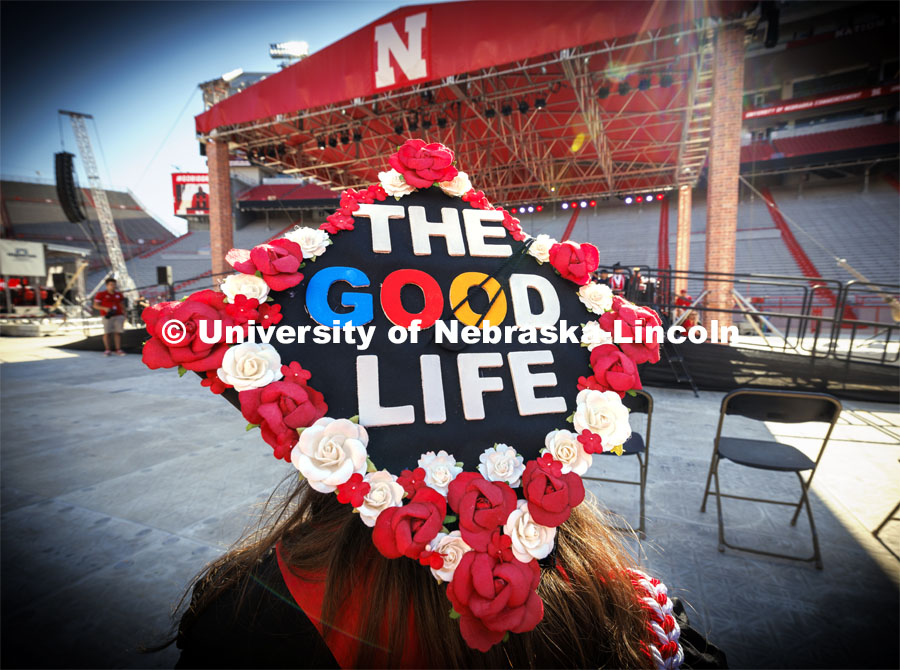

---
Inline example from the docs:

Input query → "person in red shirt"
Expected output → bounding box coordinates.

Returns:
[675,289,696,329]
[94,277,126,356]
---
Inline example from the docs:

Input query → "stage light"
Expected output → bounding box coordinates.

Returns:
[421,90,434,103]
[518,100,530,114]
[580,201,588,208]
[408,118,419,131]
[422,118,432,130]
[597,86,610,99]
[618,82,630,96]
[534,98,546,109]
[221,68,244,83]
[485,107,496,119]
[437,116,447,128]
[394,122,404,135]
[656,193,663,200]
[316,138,326,150]
[589,200,597,207]
[624,196,633,204]
[561,202,569,210]
[571,202,578,209]
[328,136,337,148]
[340,133,350,145]
[660,74,673,88]
[536,205,543,212]
[638,77,651,91]
[550,186,556,192]
[501,104,512,117]
[352,131,362,142]
[528,206,534,213]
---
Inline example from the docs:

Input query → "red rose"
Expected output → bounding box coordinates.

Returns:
[141,289,233,372]
[548,241,600,286]
[229,238,304,291]
[588,344,642,397]
[389,139,458,188]
[522,454,585,527]
[598,296,662,364]
[446,549,544,652]
[498,208,526,242]
[239,370,327,461]
[372,486,447,560]
[447,472,517,552]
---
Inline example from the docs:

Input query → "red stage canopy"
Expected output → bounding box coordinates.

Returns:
[197,1,753,204]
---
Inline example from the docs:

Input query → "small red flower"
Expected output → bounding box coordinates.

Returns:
[388,139,458,188]
[257,303,283,327]
[549,241,600,286]
[336,473,371,507]
[282,361,312,385]
[340,189,362,213]
[398,467,427,497]
[462,189,491,210]
[577,430,604,455]
[498,208,526,242]
[200,370,232,395]
[321,208,355,234]
[225,294,260,325]
[418,549,445,570]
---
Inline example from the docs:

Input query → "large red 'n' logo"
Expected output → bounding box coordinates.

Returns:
[373,11,429,89]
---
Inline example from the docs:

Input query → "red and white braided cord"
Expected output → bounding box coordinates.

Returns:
[626,569,683,670]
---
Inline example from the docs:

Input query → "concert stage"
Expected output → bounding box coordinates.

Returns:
[0,340,897,668]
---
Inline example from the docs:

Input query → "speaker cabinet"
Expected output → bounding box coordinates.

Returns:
[156,265,174,286]
[54,152,87,223]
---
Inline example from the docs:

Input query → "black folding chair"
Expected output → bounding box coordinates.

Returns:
[700,389,841,569]
[584,390,652,538]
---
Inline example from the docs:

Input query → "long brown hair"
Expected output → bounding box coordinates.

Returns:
[180,475,654,668]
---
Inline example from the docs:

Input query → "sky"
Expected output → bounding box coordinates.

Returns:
[0,1,424,235]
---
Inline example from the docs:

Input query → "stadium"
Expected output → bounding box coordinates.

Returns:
[1,1,898,668]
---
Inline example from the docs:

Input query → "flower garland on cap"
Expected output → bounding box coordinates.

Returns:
[140,139,678,664]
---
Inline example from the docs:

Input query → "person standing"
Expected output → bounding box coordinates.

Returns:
[609,264,628,296]
[94,277,126,356]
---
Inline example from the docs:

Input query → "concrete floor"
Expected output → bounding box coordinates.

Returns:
[1,340,898,669]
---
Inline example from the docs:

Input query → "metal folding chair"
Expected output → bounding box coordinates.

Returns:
[700,388,842,569]
[584,390,652,538]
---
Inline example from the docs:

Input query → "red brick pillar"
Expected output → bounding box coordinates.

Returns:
[207,139,233,283]
[674,184,692,296]
[704,26,745,329]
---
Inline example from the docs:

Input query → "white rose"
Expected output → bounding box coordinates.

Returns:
[572,389,631,448]
[417,450,463,496]
[503,500,556,563]
[581,321,614,350]
[358,470,404,527]
[378,169,415,198]
[216,342,282,391]
[438,171,472,197]
[428,531,472,582]
[543,429,592,475]
[291,417,369,493]
[578,282,613,314]
[478,444,525,488]
[527,234,557,264]
[283,226,330,259]
[220,273,269,303]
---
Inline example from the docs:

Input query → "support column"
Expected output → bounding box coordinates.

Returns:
[674,184,692,296]
[207,138,233,283]
[704,25,745,329]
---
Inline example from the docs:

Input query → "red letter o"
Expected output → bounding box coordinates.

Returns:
[380,269,444,328]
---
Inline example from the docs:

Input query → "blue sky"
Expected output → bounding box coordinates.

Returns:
[1,1,424,234]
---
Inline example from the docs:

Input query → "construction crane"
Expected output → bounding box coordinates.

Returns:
[59,110,137,298]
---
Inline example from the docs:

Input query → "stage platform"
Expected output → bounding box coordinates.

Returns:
[0,337,898,668]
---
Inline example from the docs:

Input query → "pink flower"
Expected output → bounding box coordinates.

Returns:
[388,139,458,188]
[548,241,600,286]
[228,239,304,291]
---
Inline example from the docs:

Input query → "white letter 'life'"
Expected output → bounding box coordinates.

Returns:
[374,12,427,88]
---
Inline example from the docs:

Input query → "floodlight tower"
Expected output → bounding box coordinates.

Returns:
[269,41,309,68]
[59,110,137,297]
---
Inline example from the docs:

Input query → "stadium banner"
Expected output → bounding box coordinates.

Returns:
[744,83,900,120]
[172,173,210,216]
[0,240,46,277]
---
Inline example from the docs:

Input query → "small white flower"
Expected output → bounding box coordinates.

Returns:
[527,234,557,264]
[220,273,269,304]
[291,417,369,494]
[378,169,415,198]
[283,226,330,259]
[573,389,631,449]
[542,429,592,475]
[478,444,525,488]
[358,470,404,527]
[581,321,614,350]
[578,282,614,314]
[428,531,472,582]
[437,171,472,197]
[216,342,282,391]
[418,450,463,496]
[503,500,556,563]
